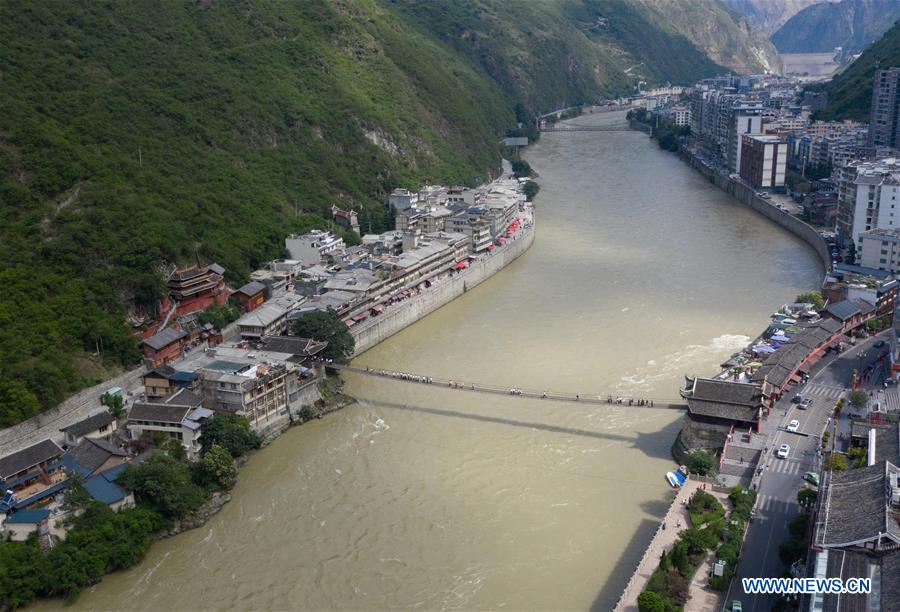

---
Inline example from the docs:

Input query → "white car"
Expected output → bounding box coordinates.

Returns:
[787,420,800,433]
[776,443,790,459]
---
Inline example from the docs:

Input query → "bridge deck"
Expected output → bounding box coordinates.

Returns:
[540,124,631,132]
[329,363,687,409]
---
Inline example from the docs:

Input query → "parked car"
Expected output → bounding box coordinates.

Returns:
[803,471,820,487]
[791,394,805,404]
[874,340,885,348]
[731,600,743,612]
[799,398,813,410]
[787,419,800,432]
[776,444,790,459]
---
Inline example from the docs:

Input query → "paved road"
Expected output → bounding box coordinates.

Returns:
[725,331,890,611]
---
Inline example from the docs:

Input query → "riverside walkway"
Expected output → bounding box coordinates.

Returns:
[327,363,687,409]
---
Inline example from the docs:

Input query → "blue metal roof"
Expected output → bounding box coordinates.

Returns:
[83,468,128,505]
[60,454,92,478]
[4,508,50,524]
[170,371,197,383]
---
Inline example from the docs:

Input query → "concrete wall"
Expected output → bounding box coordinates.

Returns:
[0,364,146,455]
[679,149,831,271]
[352,228,535,355]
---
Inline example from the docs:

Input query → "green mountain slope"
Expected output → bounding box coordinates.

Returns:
[771,0,900,54]
[811,20,900,120]
[0,0,751,425]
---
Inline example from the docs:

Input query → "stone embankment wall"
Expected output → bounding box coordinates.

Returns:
[0,364,146,454]
[628,119,652,134]
[678,149,831,272]
[352,227,535,355]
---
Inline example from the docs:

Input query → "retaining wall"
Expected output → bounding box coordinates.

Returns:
[0,364,147,454]
[678,149,831,271]
[352,227,534,355]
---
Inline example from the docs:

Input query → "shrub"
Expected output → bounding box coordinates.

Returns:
[200,414,262,458]
[118,454,206,522]
[823,454,848,471]
[637,591,670,612]
[686,450,717,475]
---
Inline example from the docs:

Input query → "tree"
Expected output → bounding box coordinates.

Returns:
[849,389,869,410]
[164,437,186,461]
[778,537,806,566]
[198,303,242,331]
[824,454,848,471]
[686,450,717,475]
[193,443,237,491]
[637,591,670,612]
[118,454,205,521]
[200,414,261,458]
[105,393,125,420]
[848,446,867,468]
[523,180,540,202]
[795,291,825,310]
[847,240,857,265]
[511,159,532,178]
[669,541,690,577]
[797,488,817,511]
[291,310,355,363]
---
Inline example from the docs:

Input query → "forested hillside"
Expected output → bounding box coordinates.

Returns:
[810,20,900,120]
[771,0,900,54]
[0,0,757,425]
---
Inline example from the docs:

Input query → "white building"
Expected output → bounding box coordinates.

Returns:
[285,230,345,267]
[837,158,900,246]
[671,106,691,127]
[739,135,788,189]
[858,228,900,274]
[127,389,212,460]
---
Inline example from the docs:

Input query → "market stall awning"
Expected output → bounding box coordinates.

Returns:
[454,261,469,269]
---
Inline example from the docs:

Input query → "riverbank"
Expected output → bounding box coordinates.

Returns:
[351,204,535,355]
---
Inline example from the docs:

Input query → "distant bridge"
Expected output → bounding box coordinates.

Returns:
[540,124,632,133]
[328,363,687,409]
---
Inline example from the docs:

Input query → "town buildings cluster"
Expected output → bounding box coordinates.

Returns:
[1,172,532,544]
[642,68,900,610]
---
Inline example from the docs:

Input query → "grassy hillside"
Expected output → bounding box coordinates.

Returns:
[771,0,900,54]
[811,20,900,121]
[0,0,746,426]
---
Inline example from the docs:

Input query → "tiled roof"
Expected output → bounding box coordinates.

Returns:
[682,378,763,422]
[825,300,862,321]
[817,461,900,548]
[128,402,191,424]
[236,281,266,297]
[60,411,116,437]
[0,440,64,480]
[143,327,187,351]
[258,336,328,357]
[63,438,127,474]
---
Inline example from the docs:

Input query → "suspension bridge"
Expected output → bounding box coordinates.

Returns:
[326,363,687,409]
[540,123,632,133]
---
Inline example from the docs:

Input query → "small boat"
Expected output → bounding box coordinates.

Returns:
[665,467,688,488]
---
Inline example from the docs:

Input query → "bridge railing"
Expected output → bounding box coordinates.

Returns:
[326,363,686,409]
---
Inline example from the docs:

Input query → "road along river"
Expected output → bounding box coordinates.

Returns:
[54,110,821,610]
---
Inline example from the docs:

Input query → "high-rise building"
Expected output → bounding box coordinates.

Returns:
[869,68,900,148]
[739,135,787,189]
